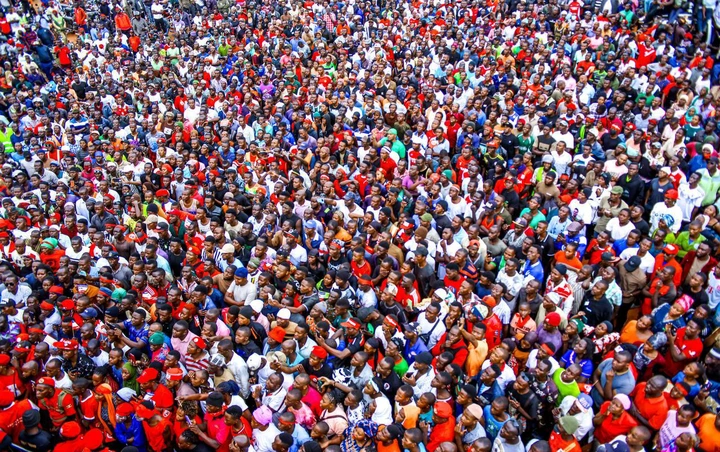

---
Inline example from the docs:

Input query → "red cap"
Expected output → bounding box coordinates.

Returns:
[545,312,561,327]
[311,345,328,359]
[156,189,170,197]
[191,336,206,350]
[56,339,79,351]
[663,244,679,255]
[40,301,55,310]
[166,367,184,381]
[60,299,75,310]
[49,286,64,294]
[268,327,286,343]
[665,189,679,200]
[116,402,135,417]
[60,421,82,439]
[0,354,10,366]
[341,318,361,330]
[37,376,55,388]
[136,368,160,384]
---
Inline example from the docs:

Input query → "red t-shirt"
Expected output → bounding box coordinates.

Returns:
[664,327,703,376]
[594,401,639,443]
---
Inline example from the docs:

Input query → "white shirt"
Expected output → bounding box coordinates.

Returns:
[605,218,635,241]
[708,271,720,310]
[619,248,655,274]
[228,280,257,306]
[677,184,706,222]
[416,312,446,349]
[649,201,684,234]
[253,423,282,452]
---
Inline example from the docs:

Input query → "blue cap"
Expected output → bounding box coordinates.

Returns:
[235,267,248,278]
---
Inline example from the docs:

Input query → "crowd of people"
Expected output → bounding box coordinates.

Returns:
[2,0,720,450]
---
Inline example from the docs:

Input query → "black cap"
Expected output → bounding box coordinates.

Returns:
[624,255,642,272]
[206,391,224,407]
[23,409,41,428]
[415,351,433,365]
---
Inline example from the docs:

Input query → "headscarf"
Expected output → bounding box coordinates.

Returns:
[122,362,140,393]
[95,383,117,435]
[341,419,379,452]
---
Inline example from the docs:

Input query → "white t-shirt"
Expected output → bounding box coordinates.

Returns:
[649,201,684,234]
[677,184,706,222]
[708,271,720,310]
[619,248,655,274]
[605,218,635,241]
[228,280,257,306]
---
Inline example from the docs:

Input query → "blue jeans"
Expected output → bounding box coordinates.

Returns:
[697,7,710,35]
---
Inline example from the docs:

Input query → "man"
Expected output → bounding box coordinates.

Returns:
[35,376,76,430]
[315,318,365,365]
[591,351,636,407]
[577,280,613,327]
[629,375,669,431]
[225,267,257,306]
[649,189,683,235]
[617,256,647,325]
[664,317,704,376]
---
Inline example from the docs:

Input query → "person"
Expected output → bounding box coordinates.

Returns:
[0,0,717,450]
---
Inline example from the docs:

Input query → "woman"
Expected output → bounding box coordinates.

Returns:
[588,321,620,361]
[94,383,117,443]
[633,333,668,381]
[620,315,654,345]
[560,337,594,383]
[592,394,639,443]
[650,299,688,334]
[122,361,141,393]
[697,205,720,247]
[319,390,350,441]
[341,419,378,452]
[173,401,202,440]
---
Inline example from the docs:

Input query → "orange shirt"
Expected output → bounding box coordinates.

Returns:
[376,426,402,452]
[554,251,583,271]
[652,255,683,287]
[696,413,720,452]
[549,430,581,452]
[630,382,669,430]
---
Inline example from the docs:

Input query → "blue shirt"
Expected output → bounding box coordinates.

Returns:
[114,416,147,452]
[522,260,544,283]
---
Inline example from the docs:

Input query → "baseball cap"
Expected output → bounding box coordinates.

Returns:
[341,318,361,330]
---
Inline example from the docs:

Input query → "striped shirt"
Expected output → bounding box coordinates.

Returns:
[185,351,210,373]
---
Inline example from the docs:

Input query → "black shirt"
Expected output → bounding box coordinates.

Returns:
[581,294,614,327]
[373,371,402,401]
[18,429,53,452]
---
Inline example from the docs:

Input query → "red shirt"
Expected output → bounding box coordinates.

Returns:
[38,389,77,427]
[483,313,503,350]
[594,401,639,443]
[664,327,703,376]
[630,382,670,430]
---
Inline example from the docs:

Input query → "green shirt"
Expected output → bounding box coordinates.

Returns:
[553,368,580,405]
[674,231,705,259]
[380,137,406,159]
[519,208,547,229]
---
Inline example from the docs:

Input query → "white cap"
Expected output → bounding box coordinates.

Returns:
[221,244,235,254]
[249,299,264,314]
[277,308,291,320]
[144,215,159,224]
[246,353,263,371]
